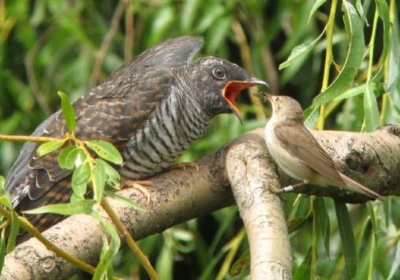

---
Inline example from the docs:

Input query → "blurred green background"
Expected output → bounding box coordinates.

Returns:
[0,0,399,279]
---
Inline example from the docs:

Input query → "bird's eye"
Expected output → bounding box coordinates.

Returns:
[212,67,226,79]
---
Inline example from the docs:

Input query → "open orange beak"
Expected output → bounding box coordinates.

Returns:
[223,78,268,124]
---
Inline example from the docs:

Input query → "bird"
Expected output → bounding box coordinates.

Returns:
[261,93,381,199]
[4,36,268,243]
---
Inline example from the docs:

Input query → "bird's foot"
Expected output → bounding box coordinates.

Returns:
[121,179,154,203]
[168,162,200,172]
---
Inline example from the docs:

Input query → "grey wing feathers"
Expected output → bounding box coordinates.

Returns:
[274,123,346,185]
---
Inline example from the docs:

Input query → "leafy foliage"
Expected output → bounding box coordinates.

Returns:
[0,0,399,279]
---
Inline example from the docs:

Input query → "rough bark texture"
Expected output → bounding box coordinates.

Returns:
[2,125,400,280]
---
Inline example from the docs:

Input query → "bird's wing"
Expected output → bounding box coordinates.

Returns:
[5,36,204,236]
[274,123,346,185]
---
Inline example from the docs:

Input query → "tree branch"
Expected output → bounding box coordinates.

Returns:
[2,125,400,280]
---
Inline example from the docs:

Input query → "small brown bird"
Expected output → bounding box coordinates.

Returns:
[262,93,381,199]
[5,36,268,243]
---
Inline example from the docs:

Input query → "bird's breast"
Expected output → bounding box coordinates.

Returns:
[120,94,210,179]
[265,122,316,183]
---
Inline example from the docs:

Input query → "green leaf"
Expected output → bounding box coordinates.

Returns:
[308,0,327,22]
[293,247,312,280]
[333,84,366,101]
[58,146,79,170]
[6,210,20,253]
[104,191,147,211]
[0,230,6,275]
[375,0,390,64]
[86,140,123,165]
[310,1,365,108]
[363,83,380,131]
[334,200,357,278]
[23,200,95,215]
[36,139,66,158]
[57,91,76,133]
[93,223,120,280]
[96,159,120,190]
[71,162,91,198]
[0,176,5,196]
[314,197,330,259]
[92,162,106,202]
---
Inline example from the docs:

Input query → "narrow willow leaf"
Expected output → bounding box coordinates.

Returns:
[6,211,20,253]
[71,162,91,198]
[36,139,66,158]
[92,162,106,202]
[334,200,357,278]
[311,1,365,108]
[57,91,76,132]
[0,196,12,209]
[304,107,319,129]
[363,83,380,131]
[314,197,330,259]
[308,0,327,22]
[86,140,123,165]
[58,146,79,170]
[96,159,120,190]
[355,0,368,25]
[388,239,400,280]
[23,200,95,215]
[333,84,366,101]
[104,191,147,211]
[293,247,312,280]
[0,176,5,194]
[375,0,390,64]
[93,223,120,280]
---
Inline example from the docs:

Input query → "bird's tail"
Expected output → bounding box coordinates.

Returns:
[340,173,382,200]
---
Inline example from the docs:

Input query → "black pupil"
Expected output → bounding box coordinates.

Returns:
[215,68,224,78]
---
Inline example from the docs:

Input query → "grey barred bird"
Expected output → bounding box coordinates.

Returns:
[5,36,268,243]
[262,93,381,199]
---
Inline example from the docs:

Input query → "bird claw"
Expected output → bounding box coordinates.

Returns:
[121,180,154,203]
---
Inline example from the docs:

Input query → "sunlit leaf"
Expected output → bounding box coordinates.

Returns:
[333,84,365,101]
[23,200,95,215]
[86,140,123,165]
[71,162,91,198]
[311,1,365,108]
[96,159,120,190]
[92,162,106,202]
[58,91,76,133]
[308,0,327,22]
[36,139,66,158]
[334,200,357,278]
[0,176,5,194]
[93,223,120,280]
[58,146,79,170]
[0,230,6,274]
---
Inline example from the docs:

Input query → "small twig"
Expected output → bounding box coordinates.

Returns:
[90,0,128,87]
[0,207,126,280]
[0,133,62,143]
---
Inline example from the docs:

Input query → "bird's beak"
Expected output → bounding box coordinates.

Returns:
[223,78,268,124]
[258,91,273,102]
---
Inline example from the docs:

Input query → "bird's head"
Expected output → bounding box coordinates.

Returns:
[188,57,268,123]
[260,93,304,122]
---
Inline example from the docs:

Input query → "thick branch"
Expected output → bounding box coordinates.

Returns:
[2,125,400,280]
